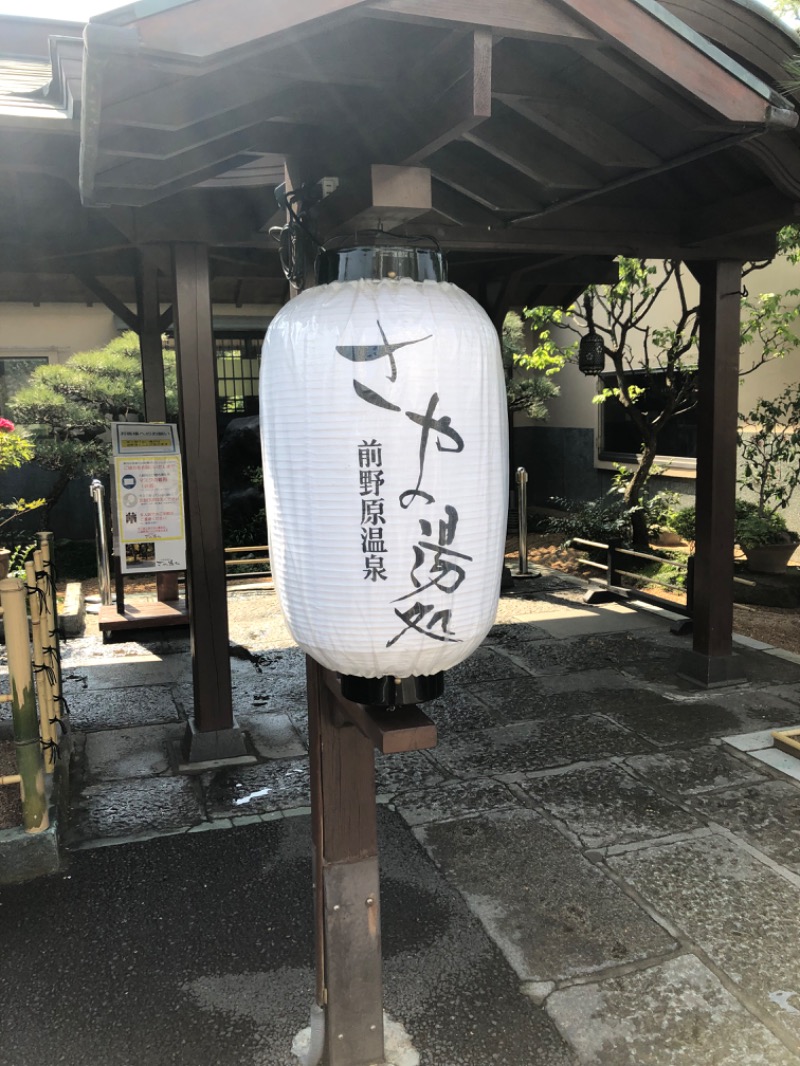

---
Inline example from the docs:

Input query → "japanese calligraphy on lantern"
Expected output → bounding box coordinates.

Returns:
[112,422,186,574]
[343,322,472,647]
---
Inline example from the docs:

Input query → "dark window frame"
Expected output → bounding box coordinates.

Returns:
[597,368,698,464]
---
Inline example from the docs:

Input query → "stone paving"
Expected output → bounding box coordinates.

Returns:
[4,570,800,1064]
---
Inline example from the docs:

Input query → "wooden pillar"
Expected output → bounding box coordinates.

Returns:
[307,661,385,1066]
[137,252,167,423]
[683,259,744,686]
[171,243,245,759]
[137,251,179,602]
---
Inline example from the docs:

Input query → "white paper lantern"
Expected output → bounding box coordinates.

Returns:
[260,275,508,691]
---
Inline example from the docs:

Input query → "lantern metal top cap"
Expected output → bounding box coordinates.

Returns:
[317,244,447,284]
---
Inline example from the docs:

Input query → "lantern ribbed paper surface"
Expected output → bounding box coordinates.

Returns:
[260,278,508,678]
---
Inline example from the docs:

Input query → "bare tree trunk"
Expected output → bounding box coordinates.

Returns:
[623,439,658,548]
[43,469,74,519]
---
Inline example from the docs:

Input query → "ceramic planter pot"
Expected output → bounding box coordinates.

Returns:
[742,541,799,573]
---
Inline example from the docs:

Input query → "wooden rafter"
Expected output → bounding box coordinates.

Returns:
[365,0,598,41]
[549,0,780,125]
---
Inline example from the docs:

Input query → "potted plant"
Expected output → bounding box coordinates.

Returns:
[736,385,800,573]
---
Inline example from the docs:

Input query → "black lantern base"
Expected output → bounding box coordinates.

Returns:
[341,672,444,706]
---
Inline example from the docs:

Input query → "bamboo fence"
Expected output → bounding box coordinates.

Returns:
[0,533,65,834]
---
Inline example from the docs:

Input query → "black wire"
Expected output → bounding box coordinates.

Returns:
[271,184,325,291]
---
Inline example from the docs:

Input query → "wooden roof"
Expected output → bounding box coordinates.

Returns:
[1,1,800,307]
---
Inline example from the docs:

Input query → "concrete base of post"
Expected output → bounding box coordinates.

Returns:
[678,650,746,688]
[174,719,256,772]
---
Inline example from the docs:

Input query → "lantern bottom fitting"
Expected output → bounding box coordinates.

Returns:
[340,672,444,707]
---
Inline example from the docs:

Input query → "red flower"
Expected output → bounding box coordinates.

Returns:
[0,418,15,432]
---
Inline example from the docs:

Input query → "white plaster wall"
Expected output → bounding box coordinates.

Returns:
[514,254,800,439]
[0,303,119,362]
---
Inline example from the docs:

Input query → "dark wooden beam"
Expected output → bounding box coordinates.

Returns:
[424,220,776,260]
[685,188,799,246]
[96,128,287,191]
[427,143,544,212]
[132,0,371,57]
[550,0,772,125]
[171,243,242,753]
[430,181,501,227]
[73,271,139,330]
[314,28,492,175]
[463,105,602,190]
[365,0,599,41]
[580,48,722,132]
[98,109,313,160]
[313,164,432,239]
[682,259,743,685]
[497,94,661,169]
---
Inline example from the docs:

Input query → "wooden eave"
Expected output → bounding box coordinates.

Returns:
[69,0,799,263]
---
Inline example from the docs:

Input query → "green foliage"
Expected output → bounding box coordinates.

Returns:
[502,311,561,420]
[737,384,800,520]
[546,467,677,548]
[0,422,45,531]
[546,488,636,546]
[52,539,99,581]
[6,542,35,579]
[10,332,178,512]
[735,509,794,550]
[666,499,797,549]
[668,505,697,543]
[223,506,267,549]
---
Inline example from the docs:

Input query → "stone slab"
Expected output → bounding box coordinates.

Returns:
[1,811,576,1066]
[203,758,310,818]
[623,746,767,796]
[62,653,189,689]
[416,808,675,982]
[432,715,651,779]
[375,750,446,798]
[69,775,206,845]
[424,685,498,736]
[395,777,520,826]
[518,763,700,849]
[483,621,551,647]
[480,679,675,727]
[610,832,800,1041]
[445,646,533,686]
[84,724,177,782]
[237,712,306,760]
[751,746,800,783]
[689,779,800,875]
[66,685,181,732]
[531,604,661,639]
[547,953,798,1066]
[724,728,781,753]
[602,697,756,749]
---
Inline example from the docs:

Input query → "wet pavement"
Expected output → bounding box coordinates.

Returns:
[3,570,800,1064]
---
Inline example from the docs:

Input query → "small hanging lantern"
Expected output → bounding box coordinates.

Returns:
[260,243,508,705]
[578,294,605,376]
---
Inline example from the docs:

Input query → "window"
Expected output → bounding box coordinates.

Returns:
[0,356,48,417]
[214,333,262,418]
[598,370,698,462]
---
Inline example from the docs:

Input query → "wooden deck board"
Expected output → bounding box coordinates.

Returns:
[99,600,189,633]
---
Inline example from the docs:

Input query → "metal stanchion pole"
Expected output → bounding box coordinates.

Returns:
[513,466,538,581]
[90,479,112,607]
[516,467,528,575]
